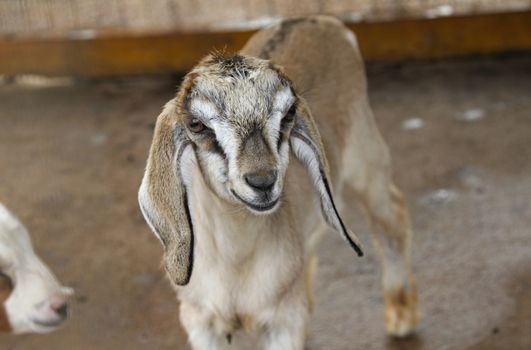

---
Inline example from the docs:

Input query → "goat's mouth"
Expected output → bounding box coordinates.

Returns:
[231,190,279,213]
[31,317,66,329]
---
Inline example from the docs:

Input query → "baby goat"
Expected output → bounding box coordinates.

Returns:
[0,203,72,334]
[139,15,418,349]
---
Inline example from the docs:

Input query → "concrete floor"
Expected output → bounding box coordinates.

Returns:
[0,54,529,350]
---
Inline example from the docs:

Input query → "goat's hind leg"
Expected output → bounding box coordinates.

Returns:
[359,176,419,337]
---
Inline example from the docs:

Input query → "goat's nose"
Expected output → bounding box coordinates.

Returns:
[245,171,277,191]
[50,300,68,319]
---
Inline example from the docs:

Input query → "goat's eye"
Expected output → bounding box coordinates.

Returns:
[282,104,296,125]
[188,118,205,133]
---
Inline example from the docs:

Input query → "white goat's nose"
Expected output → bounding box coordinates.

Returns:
[51,302,68,319]
[48,293,69,319]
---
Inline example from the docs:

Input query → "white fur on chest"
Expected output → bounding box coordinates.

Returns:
[177,171,305,333]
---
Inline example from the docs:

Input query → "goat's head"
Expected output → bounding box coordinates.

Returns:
[178,54,297,213]
[0,204,73,334]
[139,54,363,286]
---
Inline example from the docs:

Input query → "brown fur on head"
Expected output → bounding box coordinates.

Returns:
[139,52,362,286]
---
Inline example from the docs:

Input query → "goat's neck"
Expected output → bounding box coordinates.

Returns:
[189,169,289,265]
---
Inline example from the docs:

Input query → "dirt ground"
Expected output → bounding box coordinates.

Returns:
[0,53,530,350]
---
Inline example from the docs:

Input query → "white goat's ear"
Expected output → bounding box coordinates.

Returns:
[289,99,364,257]
[138,99,196,286]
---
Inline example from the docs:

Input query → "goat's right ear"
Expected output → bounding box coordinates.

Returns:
[138,99,195,286]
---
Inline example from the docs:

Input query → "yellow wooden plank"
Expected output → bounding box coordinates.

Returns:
[351,10,531,60]
[1,11,530,76]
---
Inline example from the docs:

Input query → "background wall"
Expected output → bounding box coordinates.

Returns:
[1,0,530,36]
[0,1,530,76]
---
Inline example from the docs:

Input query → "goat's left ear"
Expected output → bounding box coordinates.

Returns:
[138,99,196,286]
[289,98,364,257]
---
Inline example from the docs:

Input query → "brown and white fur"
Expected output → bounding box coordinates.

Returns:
[139,15,418,349]
[0,203,72,334]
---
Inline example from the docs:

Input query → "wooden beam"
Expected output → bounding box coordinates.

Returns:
[351,10,531,60]
[1,11,530,76]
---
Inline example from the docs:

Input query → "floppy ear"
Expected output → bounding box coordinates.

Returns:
[138,99,196,286]
[289,98,364,257]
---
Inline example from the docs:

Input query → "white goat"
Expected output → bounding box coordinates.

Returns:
[0,203,72,334]
[139,15,418,349]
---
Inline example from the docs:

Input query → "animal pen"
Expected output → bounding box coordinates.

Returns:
[0,1,530,350]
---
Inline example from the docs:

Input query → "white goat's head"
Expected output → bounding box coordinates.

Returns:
[180,54,297,212]
[0,203,73,334]
[139,54,363,286]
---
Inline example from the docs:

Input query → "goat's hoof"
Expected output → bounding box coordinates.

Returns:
[384,287,419,338]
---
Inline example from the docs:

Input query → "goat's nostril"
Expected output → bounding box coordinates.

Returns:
[245,171,277,191]
[52,302,68,319]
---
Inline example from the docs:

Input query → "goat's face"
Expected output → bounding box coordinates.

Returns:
[179,54,296,214]
[0,204,73,334]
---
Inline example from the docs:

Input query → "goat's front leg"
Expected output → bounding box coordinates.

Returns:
[180,302,228,350]
[261,279,309,350]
